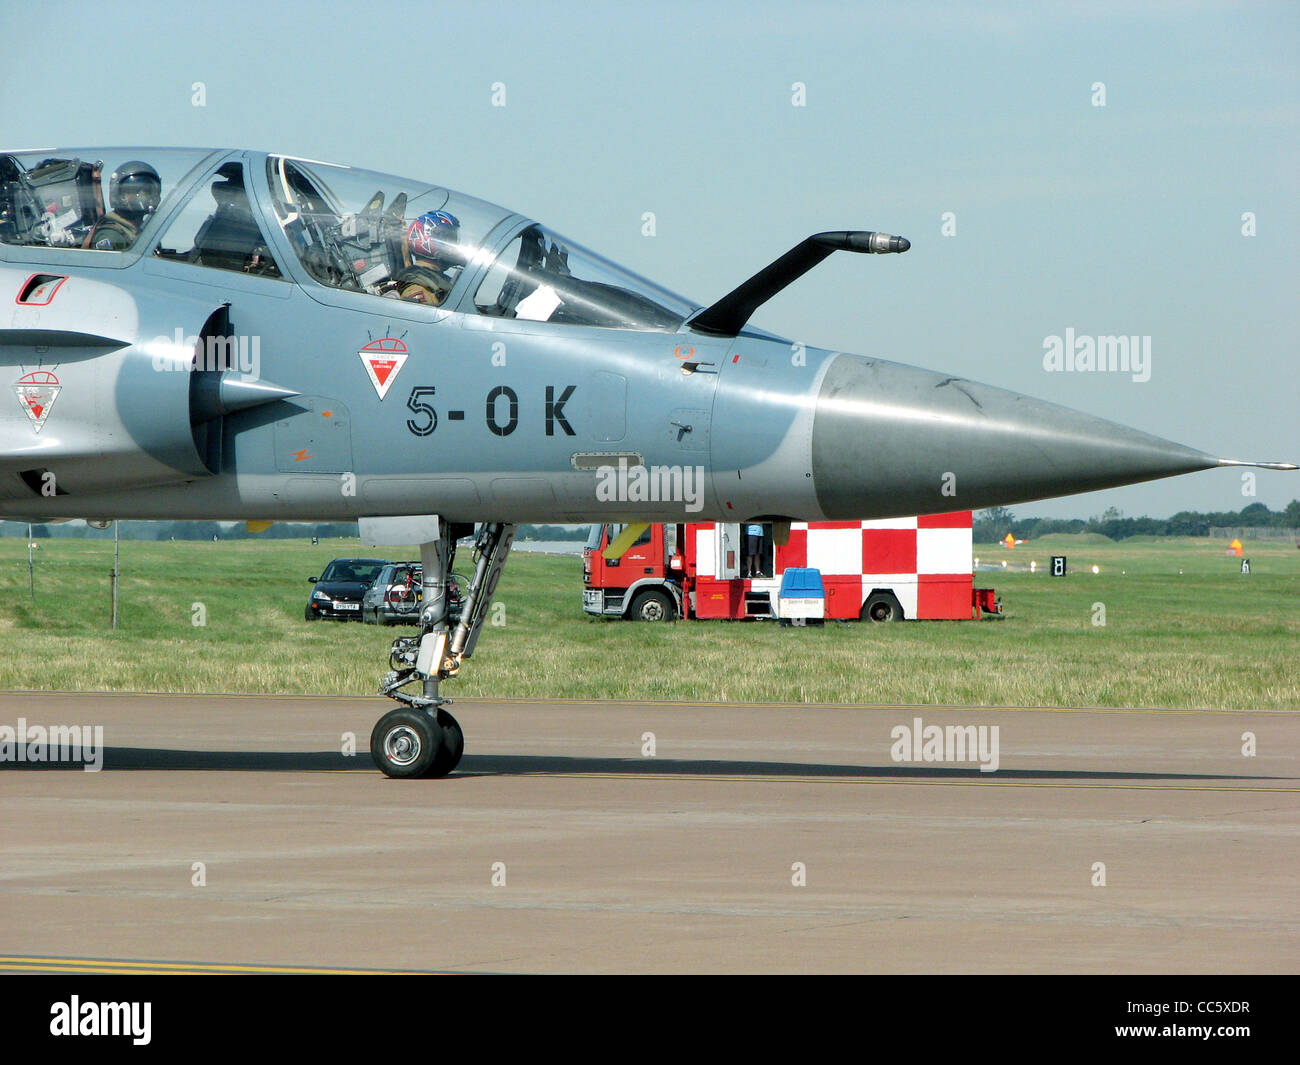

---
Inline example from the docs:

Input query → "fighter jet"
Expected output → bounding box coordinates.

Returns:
[1,147,1292,777]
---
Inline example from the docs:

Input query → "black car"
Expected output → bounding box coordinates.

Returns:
[305,558,389,621]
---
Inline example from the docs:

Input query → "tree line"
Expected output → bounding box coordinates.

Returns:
[973,500,1300,543]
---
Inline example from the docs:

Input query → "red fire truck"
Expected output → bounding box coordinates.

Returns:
[582,513,1001,622]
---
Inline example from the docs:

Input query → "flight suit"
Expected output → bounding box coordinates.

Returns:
[87,212,139,251]
[395,264,453,305]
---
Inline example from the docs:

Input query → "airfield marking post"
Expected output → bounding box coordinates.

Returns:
[27,523,34,600]
[111,522,120,629]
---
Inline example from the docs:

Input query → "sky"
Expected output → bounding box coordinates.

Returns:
[2,0,1296,520]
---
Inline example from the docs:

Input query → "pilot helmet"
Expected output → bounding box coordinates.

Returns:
[407,210,462,268]
[109,161,162,223]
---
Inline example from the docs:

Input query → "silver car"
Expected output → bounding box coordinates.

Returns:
[362,562,424,625]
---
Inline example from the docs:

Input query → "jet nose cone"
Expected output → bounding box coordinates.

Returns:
[810,354,1217,519]
[896,237,910,253]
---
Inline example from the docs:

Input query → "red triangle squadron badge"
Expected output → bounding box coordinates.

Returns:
[359,337,409,400]
[14,369,61,433]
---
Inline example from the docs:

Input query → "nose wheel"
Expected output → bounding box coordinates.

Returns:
[370,707,464,778]
[434,708,465,776]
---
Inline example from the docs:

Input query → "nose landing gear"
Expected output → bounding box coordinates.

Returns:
[370,519,514,778]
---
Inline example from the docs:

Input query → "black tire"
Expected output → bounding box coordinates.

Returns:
[304,604,318,621]
[370,708,444,779]
[427,708,464,777]
[628,588,675,622]
[860,593,903,622]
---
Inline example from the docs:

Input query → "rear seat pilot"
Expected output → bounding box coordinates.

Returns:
[86,160,160,250]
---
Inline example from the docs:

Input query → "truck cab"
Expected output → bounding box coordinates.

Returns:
[583,522,685,620]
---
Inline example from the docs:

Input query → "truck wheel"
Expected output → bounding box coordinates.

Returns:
[629,588,675,622]
[861,593,903,622]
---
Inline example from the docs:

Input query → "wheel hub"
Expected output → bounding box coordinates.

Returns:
[384,725,422,767]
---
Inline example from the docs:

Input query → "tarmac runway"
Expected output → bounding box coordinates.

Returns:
[1,691,1296,974]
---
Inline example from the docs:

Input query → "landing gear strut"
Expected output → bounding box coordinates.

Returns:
[370,519,514,778]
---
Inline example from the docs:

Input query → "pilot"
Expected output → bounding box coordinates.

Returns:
[86,160,161,251]
[394,210,464,305]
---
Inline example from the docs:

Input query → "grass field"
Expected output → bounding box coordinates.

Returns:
[0,533,1296,708]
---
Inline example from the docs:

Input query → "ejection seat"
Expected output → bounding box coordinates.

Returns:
[191,176,279,277]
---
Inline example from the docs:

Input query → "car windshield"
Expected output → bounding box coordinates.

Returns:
[321,560,386,584]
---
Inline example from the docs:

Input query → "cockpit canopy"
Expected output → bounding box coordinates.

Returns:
[0,148,698,332]
[263,154,695,330]
[0,148,213,251]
